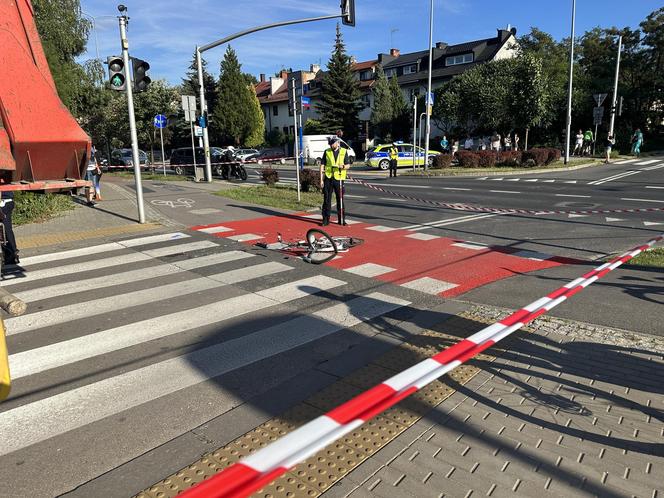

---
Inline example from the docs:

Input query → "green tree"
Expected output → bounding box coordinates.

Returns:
[214,46,263,146]
[316,24,364,139]
[32,0,91,114]
[245,90,266,147]
[266,128,285,147]
[303,119,327,134]
[369,65,393,140]
[389,76,410,140]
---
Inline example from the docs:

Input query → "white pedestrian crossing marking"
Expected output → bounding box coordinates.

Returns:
[401,277,458,294]
[0,291,406,457]
[198,225,234,234]
[605,217,625,222]
[343,263,396,277]
[365,225,400,232]
[226,233,264,242]
[189,208,223,215]
[142,240,218,257]
[452,242,488,250]
[406,233,440,241]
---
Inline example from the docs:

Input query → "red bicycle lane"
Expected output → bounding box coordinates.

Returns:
[191,213,578,298]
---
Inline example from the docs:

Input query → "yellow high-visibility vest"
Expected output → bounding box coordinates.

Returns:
[389,147,398,160]
[324,147,348,180]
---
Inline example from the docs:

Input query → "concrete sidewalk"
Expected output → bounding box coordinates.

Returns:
[324,305,664,498]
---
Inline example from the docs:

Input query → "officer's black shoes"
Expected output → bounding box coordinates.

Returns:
[338,220,347,226]
[322,219,330,226]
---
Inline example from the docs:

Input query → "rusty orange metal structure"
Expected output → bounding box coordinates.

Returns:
[0,0,91,191]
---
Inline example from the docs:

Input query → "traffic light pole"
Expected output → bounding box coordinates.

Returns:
[291,78,301,202]
[196,49,213,183]
[118,13,146,223]
[424,0,434,172]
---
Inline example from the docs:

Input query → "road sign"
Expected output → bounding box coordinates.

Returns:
[426,92,434,106]
[181,95,197,122]
[593,93,608,107]
[593,106,604,125]
[194,125,203,137]
[301,96,311,110]
[153,114,167,129]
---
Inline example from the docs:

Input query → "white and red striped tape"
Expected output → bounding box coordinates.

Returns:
[349,176,664,217]
[178,233,664,498]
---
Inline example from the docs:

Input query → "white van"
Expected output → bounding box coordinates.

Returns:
[301,135,356,165]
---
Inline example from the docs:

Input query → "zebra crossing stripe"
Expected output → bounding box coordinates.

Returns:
[0,290,406,457]
[9,270,344,380]
[18,233,190,266]
[142,240,218,257]
[13,251,255,303]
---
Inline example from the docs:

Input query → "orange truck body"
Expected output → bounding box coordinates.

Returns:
[0,0,91,191]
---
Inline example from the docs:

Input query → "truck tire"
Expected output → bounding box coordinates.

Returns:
[378,159,389,170]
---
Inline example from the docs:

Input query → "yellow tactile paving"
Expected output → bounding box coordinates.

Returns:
[139,313,507,498]
[16,223,162,249]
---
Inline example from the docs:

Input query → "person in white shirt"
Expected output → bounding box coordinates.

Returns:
[573,129,584,156]
[490,131,501,152]
[464,136,474,150]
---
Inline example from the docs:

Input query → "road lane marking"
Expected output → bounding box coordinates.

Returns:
[635,160,660,165]
[589,170,640,185]
[198,225,234,234]
[555,194,591,198]
[645,186,664,189]
[489,190,521,194]
[642,163,664,171]
[370,183,431,189]
[452,242,488,250]
[366,225,400,232]
[402,213,497,231]
[406,233,440,241]
[614,159,637,164]
[227,233,264,242]
[440,187,472,191]
[0,291,407,456]
[343,263,397,277]
[620,198,664,203]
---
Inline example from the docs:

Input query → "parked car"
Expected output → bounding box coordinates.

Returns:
[245,149,287,164]
[302,135,356,165]
[234,148,259,161]
[109,148,151,169]
[365,143,440,170]
[170,147,241,177]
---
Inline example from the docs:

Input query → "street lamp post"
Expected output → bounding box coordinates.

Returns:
[564,0,577,165]
[423,0,434,171]
[608,35,622,137]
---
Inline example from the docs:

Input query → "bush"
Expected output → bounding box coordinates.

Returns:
[545,147,561,165]
[260,167,279,186]
[14,191,75,225]
[521,148,549,167]
[300,168,321,192]
[497,150,522,166]
[456,151,480,168]
[431,154,453,169]
[476,150,498,168]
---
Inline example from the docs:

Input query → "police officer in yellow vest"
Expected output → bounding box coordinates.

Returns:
[388,143,399,177]
[319,136,350,226]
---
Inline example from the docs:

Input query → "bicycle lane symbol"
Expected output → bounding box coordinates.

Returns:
[150,198,196,209]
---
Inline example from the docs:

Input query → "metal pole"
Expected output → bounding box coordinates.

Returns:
[418,112,426,168]
[298,113,304,170]
[424,0,434,171]
[608,35,622,137]
[118,14,145,224]
[196,49,213,182]
[190,119,197,179]
[412,98,417,171]
[593,123,598,156]
[291,78,301,202]
[564,0,576,165]
[159,125,166,176]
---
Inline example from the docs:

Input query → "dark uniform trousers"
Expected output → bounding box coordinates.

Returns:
[389,158,398,177]
[322,176,344,223]
[1,200,18,264]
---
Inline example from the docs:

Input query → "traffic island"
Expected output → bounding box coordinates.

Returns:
[214,185,322,212]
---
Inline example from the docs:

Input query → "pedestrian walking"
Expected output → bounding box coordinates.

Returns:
[84,147,101,206]
[490,131,501,152]
[504,134,512,151]
[604,134,615,164]
[573,129,584,156]
[388,143,399,177]
[319,136,350,226]
[464,135,474,151]
[583,128,594,156]
[514,133,520,151]
[631,128,644,157]
[0,185,19,266]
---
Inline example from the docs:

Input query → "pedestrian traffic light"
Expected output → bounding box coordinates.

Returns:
[341,0,355,26]
[107,56,126,91]
[131,57,151,93]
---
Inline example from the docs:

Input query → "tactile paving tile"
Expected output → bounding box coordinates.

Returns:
[139,320,501,498]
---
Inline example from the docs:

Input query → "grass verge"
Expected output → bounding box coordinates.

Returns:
[14,191,75,226]
[214,185,321,211]
[401,158,600,176]
[624,248,664,269]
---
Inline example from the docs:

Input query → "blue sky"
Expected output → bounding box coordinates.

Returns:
[79,0,662,85]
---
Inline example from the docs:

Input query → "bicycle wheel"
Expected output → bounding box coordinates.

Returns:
[305,228,337,264]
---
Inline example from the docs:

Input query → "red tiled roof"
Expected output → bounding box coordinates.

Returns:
[257,81,289,104]
[352,60,376,71]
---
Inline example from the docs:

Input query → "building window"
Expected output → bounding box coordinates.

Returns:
[445,53,473,66]
[384,68,397,78]
[273,105,279,116]
[403,64,418,75]
[360,70,373,81]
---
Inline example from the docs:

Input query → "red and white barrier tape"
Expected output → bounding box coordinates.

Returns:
[178,233,664,498]
[349,176,664,217]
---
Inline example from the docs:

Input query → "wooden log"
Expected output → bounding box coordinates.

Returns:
[0,286,26,316]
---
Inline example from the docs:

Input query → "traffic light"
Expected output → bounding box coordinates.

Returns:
[131,57,151,93]
[341,0,355,26]
[107,56,126,91]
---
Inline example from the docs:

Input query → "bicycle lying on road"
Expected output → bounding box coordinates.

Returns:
[255,228,363,264]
